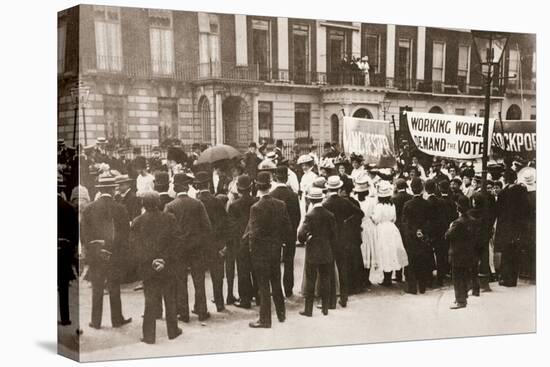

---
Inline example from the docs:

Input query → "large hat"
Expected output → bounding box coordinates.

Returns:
[173,173,194,186]
[154,172,170,187]
[236,175,253,191]
[96,137,107,144]
[258,159,277,171]
[255,171,272,187]
[320,159,335,170]
[325,175,343,190]
[193,171,210,185]
[249,142,257,148]
[306,187,325,200]
[95,175,117,188]
[274,166,288,180]
[518,166,536,192]
[353,173,370,192]
[167,146,187,164]
[115,174,133,185]
[297,154,314,165]
[377,180,393,198]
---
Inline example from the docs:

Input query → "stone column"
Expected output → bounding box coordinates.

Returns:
[316,21,327,84]
[416,26,426,88]
[251,88,259,143]
[215,92,223,144]
[351,22,362,59]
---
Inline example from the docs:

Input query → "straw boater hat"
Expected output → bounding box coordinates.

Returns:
[518,166,536,192]
[95,175,118,188]
[312,177,327,191]
[115,174,133,185]
[297,154,314,165]
[353,173,370,193]
[257,158,277,171]
[377,180,393,198]
[265,151,277,161]
[306,187,325,200]
[325,175,343,190]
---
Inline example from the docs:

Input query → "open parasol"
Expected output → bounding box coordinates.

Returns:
[196,144,241,165]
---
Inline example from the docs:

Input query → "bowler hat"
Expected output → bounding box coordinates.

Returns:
[457,195,470,212]
[249,142,257,148]
[274,166,288,180]
[236,175,253,191]
[154,172,170,187]
[193,171,210,185]
[410,177,424,194]
[325,175,343,190]
[306,187,324,200]
[255,171,272,187]
[173,173,193,186]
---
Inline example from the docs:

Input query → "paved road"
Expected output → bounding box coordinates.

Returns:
[58,247,536,362]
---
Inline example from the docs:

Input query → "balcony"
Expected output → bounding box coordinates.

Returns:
[77,56,261,83]
[505,79,536,94]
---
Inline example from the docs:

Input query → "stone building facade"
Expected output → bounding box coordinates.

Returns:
[57,5,536,150]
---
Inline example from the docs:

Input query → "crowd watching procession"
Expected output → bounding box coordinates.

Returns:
[57,136,536,344]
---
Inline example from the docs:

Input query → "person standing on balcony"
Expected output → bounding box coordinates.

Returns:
[359,56,370,86]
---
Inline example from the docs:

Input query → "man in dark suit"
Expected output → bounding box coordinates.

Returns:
[244,172,292,328]
[298,187,337,316]
[425,179,448,286]
[194,171,229,312]
[131,192,182,344]
[115,175,141,221]
[227,175,259,309]
[80,176,132,329]
[58,179,78,326]
[494,170,529,287]
[148,146,164,173]
[392,178,413,282]
[322,175,364,308]
[211,164,230,196]
[445,195,475,309]
[243,142,262,180]
[402,178,433,294]
[468,192,494,295]
[164,173,212,322]
[154,172,173,211]
[270,166,301,298]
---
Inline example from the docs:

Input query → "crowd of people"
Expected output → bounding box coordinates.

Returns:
[57,137,536,344]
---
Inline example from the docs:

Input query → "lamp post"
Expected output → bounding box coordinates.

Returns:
[471,30,509,193]
[70,81,91,146]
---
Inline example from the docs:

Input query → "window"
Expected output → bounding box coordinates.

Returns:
[94,6,122,71]
[149,10,174,75]
[507,49,521,89]
[363,34,381,73]
[103,96,126,139]
[58,22,66,74]
[258,102,273,141]
[429,106,444,114]
[295,103,311,139]
[457,45,470,93]
[158,98,179,140]
[199,97,211,143]
[432,41,445,92]
[291,24,310,84]
[397,39,413,90]
[198,12,220,77]
[327,29,349,84]
[506,104,522,120]
[252,19,272,81]
[530,105,536,120]
[455,108,466,116]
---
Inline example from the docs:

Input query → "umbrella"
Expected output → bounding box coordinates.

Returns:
[196,144,241,165]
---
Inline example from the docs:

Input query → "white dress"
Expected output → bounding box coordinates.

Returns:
[352,193,377,269]
[372,203,409,272]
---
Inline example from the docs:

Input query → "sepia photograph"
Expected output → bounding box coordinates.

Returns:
[56,2,536,362]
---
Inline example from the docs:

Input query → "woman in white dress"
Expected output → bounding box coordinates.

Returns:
[351,173,377,288]
[372,180,409,287]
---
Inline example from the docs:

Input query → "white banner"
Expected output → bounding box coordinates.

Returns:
[343,117,396,167]
[406,111,495,159]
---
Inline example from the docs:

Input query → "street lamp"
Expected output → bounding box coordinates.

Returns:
[380,99,391,121]
[471,30,509,193]
[70,81,91,146]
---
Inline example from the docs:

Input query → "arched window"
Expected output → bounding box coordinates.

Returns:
[352,108,373,119]
[198,96,211,143]
[506,104,522,120]
[429,106,444,114]
[330,114,339,144]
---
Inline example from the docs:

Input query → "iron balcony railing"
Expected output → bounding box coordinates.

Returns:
[78,56,261,82]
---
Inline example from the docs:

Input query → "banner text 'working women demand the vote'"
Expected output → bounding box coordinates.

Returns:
[406,111,495,159]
